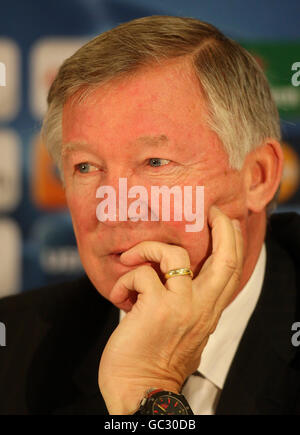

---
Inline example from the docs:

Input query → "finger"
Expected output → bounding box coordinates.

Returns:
[110,265,164,306]
[213,218,244,311]
[120,241,192,293]
[193,206,239,301]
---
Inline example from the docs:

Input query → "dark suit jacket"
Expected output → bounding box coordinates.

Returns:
[1,212,300,414]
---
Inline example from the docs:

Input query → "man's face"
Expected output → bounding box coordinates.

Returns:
[62,59,247,308]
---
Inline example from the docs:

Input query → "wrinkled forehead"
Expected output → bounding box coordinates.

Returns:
[61,59,218,164]
[62,57,207,117]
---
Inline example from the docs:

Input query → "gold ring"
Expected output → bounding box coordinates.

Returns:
[164,268,193,280]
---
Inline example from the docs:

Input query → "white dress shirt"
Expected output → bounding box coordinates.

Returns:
[119,243,266,415]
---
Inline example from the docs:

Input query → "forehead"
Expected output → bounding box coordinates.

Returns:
[62,59,216,154]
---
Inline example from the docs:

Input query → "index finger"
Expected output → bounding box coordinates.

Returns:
[193,206,243,301]
[120,241,192,293]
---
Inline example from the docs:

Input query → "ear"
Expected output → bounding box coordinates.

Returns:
[244,139,284,213]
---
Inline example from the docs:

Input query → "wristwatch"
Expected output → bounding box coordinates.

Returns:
[134,388,194,415]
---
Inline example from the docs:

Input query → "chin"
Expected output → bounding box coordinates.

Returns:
[115,291,139,313]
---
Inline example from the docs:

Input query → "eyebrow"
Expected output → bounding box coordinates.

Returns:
[62,141,91,156]
[135,135,169,147]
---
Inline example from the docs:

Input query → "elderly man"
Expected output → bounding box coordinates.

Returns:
[1,16,300,415]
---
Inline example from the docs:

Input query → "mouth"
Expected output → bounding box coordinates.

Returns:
[109,244,140,256]
[110,251,126,257]
[108,248,163,273]
[109,238,168,256]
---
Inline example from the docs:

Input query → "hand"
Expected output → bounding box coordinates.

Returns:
[98,206,244,414]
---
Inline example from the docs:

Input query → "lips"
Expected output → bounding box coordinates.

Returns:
[110,249,129,256]
[109,243,141,255]
[109,238,166,256]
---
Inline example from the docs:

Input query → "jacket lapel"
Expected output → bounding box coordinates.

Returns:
[68,302,119,414]
[216,226,299,414]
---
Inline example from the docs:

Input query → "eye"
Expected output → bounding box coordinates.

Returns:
[148,158,170,167]
[74,162,99,174]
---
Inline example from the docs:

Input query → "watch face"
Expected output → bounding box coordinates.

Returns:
[151,393,189,415]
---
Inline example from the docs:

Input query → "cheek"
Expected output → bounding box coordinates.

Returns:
[166,187,215,270]
[65,185,99,235]
[161,210,211,269]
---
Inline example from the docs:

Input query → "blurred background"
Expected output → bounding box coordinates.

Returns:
[0,0,300,298]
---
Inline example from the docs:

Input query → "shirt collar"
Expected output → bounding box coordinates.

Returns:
[198,243,266,389]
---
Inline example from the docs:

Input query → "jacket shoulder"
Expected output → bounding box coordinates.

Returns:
[0,275,113,414]
[0,275,100,322]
